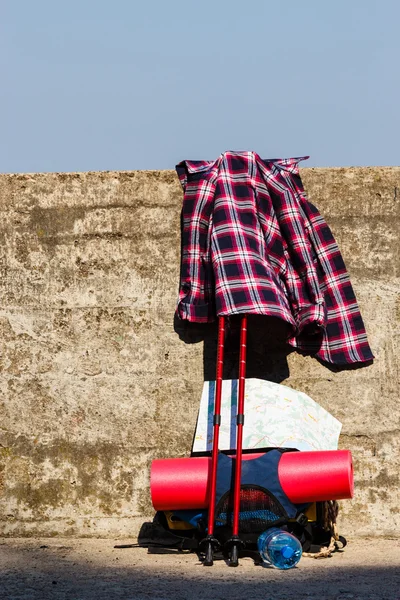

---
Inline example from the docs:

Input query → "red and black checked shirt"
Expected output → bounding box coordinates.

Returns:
[175,151,374,366]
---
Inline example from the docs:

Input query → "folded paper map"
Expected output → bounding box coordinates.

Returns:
[192,378,342,453]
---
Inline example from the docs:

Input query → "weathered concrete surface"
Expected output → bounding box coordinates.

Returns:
[0,167,399,538]
[0,538,399,600]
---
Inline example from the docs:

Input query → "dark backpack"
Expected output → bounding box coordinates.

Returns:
[115,449,346,559]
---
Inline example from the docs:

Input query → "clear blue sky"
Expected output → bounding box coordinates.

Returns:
[2,0,399,173]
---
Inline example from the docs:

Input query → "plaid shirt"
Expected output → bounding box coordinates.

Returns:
[176,151,374,365]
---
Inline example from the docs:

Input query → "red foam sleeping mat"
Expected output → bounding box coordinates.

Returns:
[151,450,353,511]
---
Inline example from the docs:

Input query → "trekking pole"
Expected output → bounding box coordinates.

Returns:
[227,314,248,567]
[201,316,226,566]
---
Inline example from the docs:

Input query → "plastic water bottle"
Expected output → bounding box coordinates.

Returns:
[257,527,302,569]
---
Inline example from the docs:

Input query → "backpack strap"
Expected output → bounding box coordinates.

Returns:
[115,514,199,551]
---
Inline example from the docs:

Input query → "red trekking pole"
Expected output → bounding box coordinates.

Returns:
[226,314,248,567]
[201,316,226,566]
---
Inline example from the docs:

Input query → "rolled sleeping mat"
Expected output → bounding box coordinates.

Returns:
[150,450,353,511]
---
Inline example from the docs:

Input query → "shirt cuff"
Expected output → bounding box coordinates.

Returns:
[177,300,214,323]
[294,302,327,335]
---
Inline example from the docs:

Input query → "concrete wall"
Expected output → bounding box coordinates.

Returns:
[0,167,399,538]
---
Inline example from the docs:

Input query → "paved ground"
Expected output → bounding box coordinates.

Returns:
[0,538,399,600]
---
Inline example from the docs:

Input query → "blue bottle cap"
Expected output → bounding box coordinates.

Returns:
[281,546,295,559]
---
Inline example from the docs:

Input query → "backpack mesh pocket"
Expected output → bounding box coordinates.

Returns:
[215,484,287,534]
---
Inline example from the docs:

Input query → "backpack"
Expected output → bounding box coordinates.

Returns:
[115,449,346,559]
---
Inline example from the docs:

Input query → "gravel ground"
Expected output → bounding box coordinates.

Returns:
[0,538,399,600]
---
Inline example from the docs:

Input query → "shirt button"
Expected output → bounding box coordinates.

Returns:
[181,282,191,293]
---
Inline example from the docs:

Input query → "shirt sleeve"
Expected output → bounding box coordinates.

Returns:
[175,162,216,322]
[262,162,327,334]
